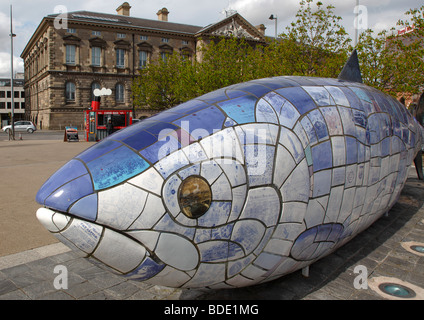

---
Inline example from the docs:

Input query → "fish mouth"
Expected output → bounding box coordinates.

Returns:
[36,207,164,279]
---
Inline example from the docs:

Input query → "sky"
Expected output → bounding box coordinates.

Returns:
[0,0,421,78]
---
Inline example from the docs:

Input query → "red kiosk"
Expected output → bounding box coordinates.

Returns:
[84,93,133,142]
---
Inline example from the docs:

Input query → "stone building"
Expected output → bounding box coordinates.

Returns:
[21,2,267,130]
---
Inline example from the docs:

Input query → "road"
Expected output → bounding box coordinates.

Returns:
[0,130,75,141]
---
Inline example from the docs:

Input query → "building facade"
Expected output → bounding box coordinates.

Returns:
[21,2,267,130]
[0,73,25,128]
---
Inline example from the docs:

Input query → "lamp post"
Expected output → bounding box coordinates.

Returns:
[10,5,16,140]
[269,14,278,39]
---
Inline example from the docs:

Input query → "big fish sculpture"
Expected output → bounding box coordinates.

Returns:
[36,52,424,288]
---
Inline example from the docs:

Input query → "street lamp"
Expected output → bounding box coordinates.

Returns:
[269,14,278,39]
[10,5,16,140]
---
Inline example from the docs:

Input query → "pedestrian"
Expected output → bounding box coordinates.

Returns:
[107,119,113,135]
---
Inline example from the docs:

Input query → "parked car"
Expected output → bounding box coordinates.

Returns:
[2,121,37,133]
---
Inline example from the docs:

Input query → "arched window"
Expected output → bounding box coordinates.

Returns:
[65,82,76,101]
[115,83,124,103]
[91,82,101,101]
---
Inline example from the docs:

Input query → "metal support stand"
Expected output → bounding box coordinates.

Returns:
[302,266,310,278]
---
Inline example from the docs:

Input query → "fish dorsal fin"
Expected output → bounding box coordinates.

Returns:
[338,49,363,83]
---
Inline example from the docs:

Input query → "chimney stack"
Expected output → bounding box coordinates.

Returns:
[117,2,131,16]
[157,8,169,22]
[255,24,266,36]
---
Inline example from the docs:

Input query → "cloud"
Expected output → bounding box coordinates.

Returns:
[0,52,24,78]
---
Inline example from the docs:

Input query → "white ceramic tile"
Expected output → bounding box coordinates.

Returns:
[228,184,247,222]
[273,144,296,188]
[279,127,305,164]
[312,169,332,198]
[92,228,146,274]
[280,202,308,224]
[211,174,232,200]
[273,222,305,242]
[177,163,200,180]
[154,149,189,179]
[264,238,293,256]
[244,145,275,186]
[256,98,279,124]
[155,232,199,271]
[325,86,350,106]
[240,187,281,227]
[126,230,160,252]
[128,167,164,196]
[324,186,344,223]
[280,158,309,202]
[197,201,231,227]
[321,107,343,135]
[303,86,333,106]
[97,183,148,230]
[214,159,246,187]
[231,219,266,255]
[200,160,222,184]
[200,127,243,163]
[130,193,166,230]
[181,142,208,163]
[162,175,182,217]
[60,218,103,254]
[304,198,326,228]
[183,263,226,288]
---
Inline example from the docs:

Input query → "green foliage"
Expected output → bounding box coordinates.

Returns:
[132,1,424,110]
[356,5,424,97]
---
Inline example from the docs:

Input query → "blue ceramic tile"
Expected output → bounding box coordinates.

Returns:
[232,83,272,98]
[128,257,165,281]
[312,140,332,171]
[173,106,226,136]
[44,174,93,212]
[170,99,210,114]
[339,87,365,113]
[276,87,317,115]
[307,109,329,141]
[69,193,98,221]
[301,116,318,145]
[76,140,123,163]
[286,76,317,86]
[352,110,367,128]
[252,77,297,89]
[87,146,150,190]
[346,137,358,164]
[325,86,350,107]
[139,135,181,164]
[350,87,372,104]
[36,159,88,205]
[122,130,159,151]
[218,95,257,124]
[303,86,333,106]
[200,241,229,262]
[198,90,229,104]
[263,92,300,128]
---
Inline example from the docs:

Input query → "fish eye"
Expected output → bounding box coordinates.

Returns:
[178,176,212,219]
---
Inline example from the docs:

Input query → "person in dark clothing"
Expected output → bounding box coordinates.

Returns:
[106,119,113,135]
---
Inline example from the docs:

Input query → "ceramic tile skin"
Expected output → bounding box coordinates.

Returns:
[36,76,424,289]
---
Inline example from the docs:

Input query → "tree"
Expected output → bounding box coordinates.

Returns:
[356,5,424,98]
[277,0,352,77]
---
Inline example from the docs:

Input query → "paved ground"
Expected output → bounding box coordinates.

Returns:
[0,137,423,300]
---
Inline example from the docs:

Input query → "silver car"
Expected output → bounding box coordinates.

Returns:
[2,121,37,133]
